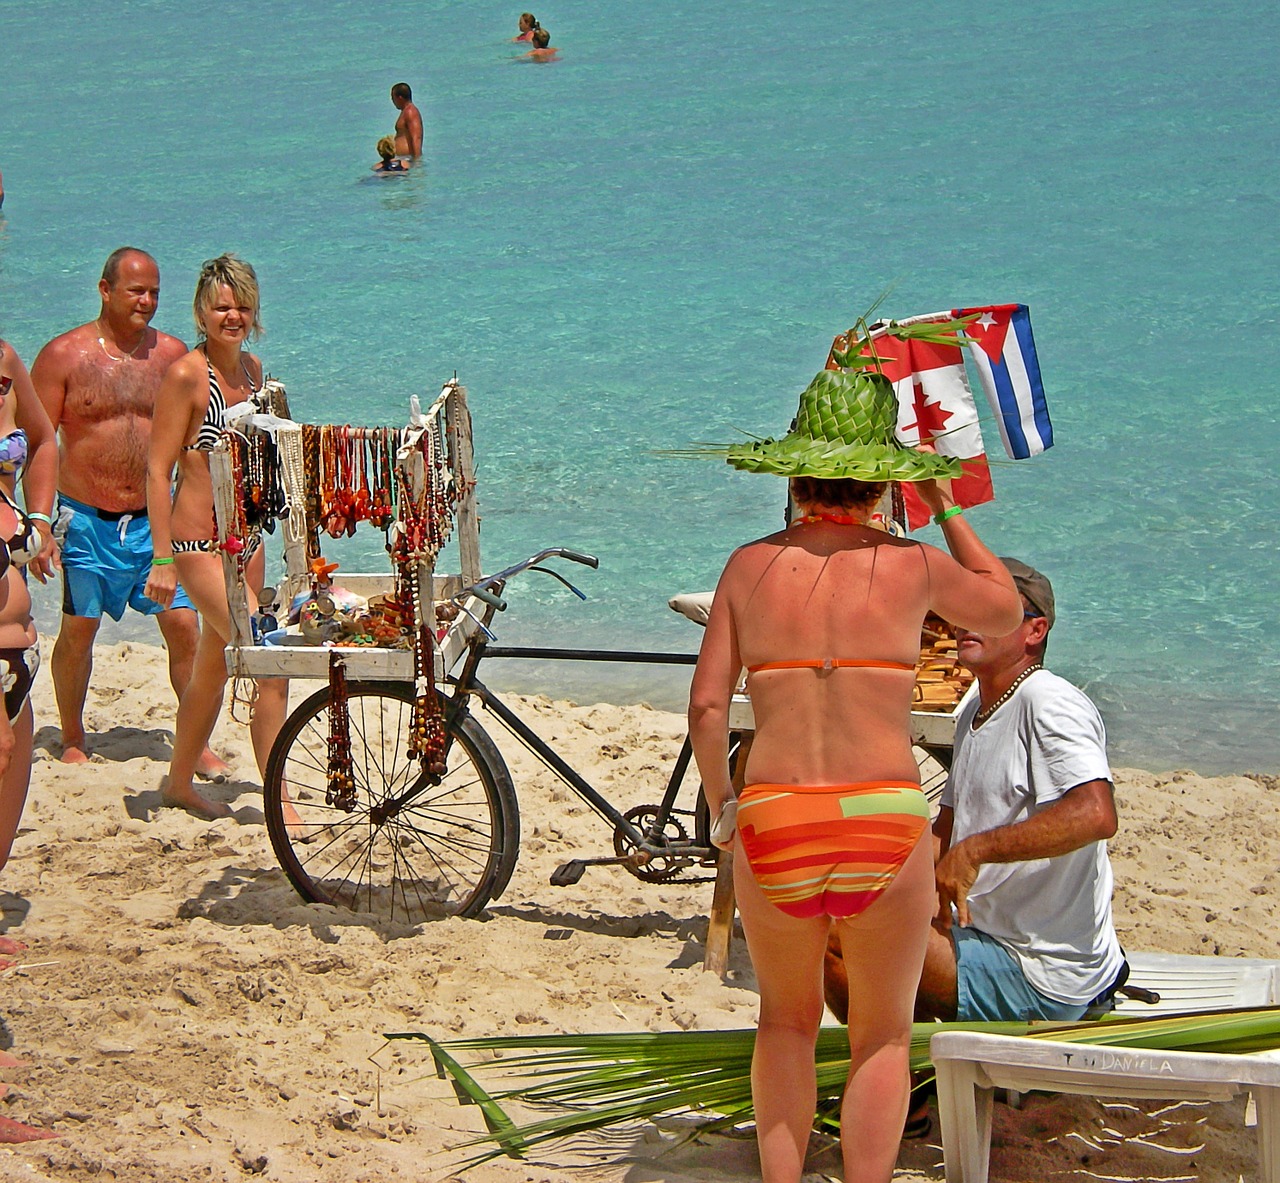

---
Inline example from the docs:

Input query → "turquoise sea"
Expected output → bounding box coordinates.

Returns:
[1,1,1276,773]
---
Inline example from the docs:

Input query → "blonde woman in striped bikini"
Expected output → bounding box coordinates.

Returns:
[689,361,1022,1183]
[145,255,288,821]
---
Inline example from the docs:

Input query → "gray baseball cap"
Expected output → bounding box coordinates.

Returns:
[1000,558,1055,630]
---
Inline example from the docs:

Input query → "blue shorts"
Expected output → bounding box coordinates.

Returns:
[56,495,195,620]
[953,925,1090,1023]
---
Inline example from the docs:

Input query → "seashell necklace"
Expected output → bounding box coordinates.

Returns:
[972,663,1042,729]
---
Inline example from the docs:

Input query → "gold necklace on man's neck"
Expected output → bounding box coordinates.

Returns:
[95,319,145,362]
[972,663,1042,728]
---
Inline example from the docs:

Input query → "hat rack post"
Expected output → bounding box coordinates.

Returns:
[210,442,256,656]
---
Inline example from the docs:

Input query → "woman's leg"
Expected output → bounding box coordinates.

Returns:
[165,553,237,818]
[0,701,32,873]
[834,831,936,1183]
[733,845,831,1183]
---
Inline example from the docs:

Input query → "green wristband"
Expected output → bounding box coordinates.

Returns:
[933,505,964,525]
[27,512,54,526]
[151,556,175,567]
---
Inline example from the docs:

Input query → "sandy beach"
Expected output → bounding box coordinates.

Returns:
[1,638,1277,1182]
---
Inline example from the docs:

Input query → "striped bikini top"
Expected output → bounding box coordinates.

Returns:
[746,658,915,674]
[186,357,260,451]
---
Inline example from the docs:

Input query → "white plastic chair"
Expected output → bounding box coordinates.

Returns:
[1118,950,1280,1015]
[931,1029,1280,1183]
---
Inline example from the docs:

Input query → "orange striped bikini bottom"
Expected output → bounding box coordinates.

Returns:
[737,781,930,920]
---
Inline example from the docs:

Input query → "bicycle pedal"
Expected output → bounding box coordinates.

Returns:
[550,860,587,886]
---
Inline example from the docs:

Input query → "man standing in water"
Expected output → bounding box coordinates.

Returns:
[391,82,423,158]
[32,248,229,778]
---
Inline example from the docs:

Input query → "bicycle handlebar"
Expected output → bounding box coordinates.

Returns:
[452,547,600,613]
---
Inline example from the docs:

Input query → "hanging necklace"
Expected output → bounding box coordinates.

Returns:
[972,664,1042,728]
[797,512,868,527]
[95,319,146,362]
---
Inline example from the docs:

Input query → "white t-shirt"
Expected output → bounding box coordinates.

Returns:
[941,668,1123,1004]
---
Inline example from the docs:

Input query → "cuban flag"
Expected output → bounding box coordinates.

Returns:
[952,304,1053,459]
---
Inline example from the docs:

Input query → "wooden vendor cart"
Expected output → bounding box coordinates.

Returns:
[206,380,523,926]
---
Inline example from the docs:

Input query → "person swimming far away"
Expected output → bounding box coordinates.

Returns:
[371,135,411,175]
[522,26,558,60]
[513,11,540,41]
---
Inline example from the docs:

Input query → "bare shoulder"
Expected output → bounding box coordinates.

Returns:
[153,332,189,364]
[163,349,210,391]
[31,322,94,374]
[243,352,264,384]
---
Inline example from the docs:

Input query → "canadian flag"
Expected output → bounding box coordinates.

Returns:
[827,319,994,530]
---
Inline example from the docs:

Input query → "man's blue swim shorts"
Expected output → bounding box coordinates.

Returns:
[57,495,195,620]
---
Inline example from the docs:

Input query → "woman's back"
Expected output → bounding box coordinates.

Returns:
[725,522,934,786]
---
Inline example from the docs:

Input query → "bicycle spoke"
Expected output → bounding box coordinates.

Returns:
[265,683,516,922]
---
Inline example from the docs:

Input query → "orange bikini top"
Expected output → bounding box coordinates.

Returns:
[746,658,915,673]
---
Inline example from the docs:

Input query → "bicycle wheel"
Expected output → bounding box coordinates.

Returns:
[264,681,519,922]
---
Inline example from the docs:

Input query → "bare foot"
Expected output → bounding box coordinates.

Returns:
[194,748,232,784]
[0,1114,58,1142]
[59,742,90,765]
[160,776,233,821]
[0,936,27,957]
[0,959,14,971]
[0,1051,29,1068]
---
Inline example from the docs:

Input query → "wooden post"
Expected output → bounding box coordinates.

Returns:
[209,446,255,659]
[703,731,753,977]
[447,383,482,586]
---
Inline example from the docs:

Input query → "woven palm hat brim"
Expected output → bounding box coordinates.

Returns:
[725,367,963,482]
[726,436,962,481]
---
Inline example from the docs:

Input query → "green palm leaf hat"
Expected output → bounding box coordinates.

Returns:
[726,364,962,482]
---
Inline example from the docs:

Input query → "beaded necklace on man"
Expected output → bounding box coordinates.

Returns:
[971,663,1043,729]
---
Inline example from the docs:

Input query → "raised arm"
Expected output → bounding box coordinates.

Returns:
[935,779,1117,927]
[143,353,201,609]
[914,478,1023,636]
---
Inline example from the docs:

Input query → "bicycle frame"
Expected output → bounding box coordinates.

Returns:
[445,637,707,856]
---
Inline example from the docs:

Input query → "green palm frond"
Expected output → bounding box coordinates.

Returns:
[392,1005,1280,1168]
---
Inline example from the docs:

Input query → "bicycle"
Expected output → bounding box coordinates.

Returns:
[261,548,955,926]
[261,549,733,925]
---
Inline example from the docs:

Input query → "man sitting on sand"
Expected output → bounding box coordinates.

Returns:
[825,559,1124,1130]
[31,248,229,778]
[390,82,423,158]
[917,557,1125,1023]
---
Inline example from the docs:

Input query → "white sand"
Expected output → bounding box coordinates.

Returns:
[1,639,1277,1181]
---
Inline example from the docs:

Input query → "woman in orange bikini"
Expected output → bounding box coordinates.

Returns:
[689,350,1022,1183]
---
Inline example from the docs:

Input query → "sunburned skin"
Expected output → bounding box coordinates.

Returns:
[56,344,163,509]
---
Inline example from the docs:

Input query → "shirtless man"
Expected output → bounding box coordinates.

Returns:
[32,248,229,777]
[390,82,423,158]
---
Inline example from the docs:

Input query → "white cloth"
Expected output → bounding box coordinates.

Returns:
[942,668,1123,1005]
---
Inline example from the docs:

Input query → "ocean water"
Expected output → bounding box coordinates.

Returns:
[1,0,1276,773]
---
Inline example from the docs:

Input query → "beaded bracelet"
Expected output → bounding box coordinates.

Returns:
[151,556,175,567]
[934,505,964,525]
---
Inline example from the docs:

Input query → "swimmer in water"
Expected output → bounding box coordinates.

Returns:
[513,12,539,41]
[523,26,558,60]
[371,135,410,174]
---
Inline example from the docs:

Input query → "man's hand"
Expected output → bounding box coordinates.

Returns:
[934,836,982,928]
